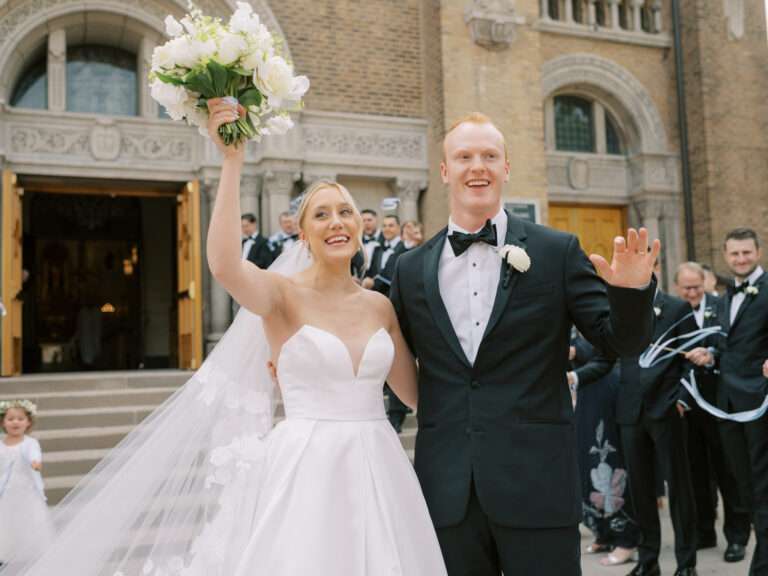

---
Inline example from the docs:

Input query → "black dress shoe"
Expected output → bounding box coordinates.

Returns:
[673,568,697,576]
[626,563,661,576]
[724,542,746,562]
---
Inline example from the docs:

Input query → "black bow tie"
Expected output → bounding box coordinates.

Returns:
[286,234,299,241]
[363,235,377,244]
[693,303,701,312]
[728,283,748,297]
[448,220,498,257]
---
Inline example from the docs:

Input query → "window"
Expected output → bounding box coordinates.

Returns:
[554,96,594,153]
[10,54,47,109]
[66,45,138,116]
[605,113,622,155]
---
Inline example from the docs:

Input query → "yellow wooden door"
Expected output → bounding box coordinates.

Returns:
[177,180,203,370]
[2,171,23,375]
[548,204,625,261]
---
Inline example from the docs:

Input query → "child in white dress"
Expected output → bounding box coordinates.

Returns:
[0,400,54,567]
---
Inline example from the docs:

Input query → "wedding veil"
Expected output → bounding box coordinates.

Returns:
[1,242,313,576]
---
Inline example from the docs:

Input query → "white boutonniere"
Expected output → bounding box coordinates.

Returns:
[653,306,662,317]
[703,307,715,319]
[498,244,530,288]
[746,285,759,296]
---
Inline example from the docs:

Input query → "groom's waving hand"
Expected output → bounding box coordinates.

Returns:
[391,113,657,576]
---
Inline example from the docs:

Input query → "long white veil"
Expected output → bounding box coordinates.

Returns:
[1,243,313,576]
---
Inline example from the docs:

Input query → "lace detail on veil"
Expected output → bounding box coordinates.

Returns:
[1,243,313,576]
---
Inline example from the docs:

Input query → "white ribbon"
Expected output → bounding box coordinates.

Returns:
[638,313,768,423]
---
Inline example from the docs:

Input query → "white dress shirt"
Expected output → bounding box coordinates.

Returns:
[241,233,259,260]
[379,237,402,270]
[438,208,507,364]
[693,293,707,329]
[730,265,764,325]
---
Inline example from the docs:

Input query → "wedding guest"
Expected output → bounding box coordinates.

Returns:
[615,259,698,576]
[402,220,424,249]
[674,262,751,557]
[361,209,383,271]
[570,334,639,566]
[362,215,406,296]
[241,213,274,269]
[268,211,299,257]
[688,227,767,570]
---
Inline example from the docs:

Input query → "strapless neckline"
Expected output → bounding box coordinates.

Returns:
[277,325,389,380]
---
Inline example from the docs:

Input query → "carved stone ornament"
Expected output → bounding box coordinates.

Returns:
[567,157,590,190]
[89,124,122,161]
[464,0,525,49]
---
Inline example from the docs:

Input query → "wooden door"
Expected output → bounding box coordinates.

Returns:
[549,204,625,261]
[177,180,203,370]
[2,171,23,375]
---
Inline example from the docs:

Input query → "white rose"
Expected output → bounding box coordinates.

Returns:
[165,37,197,69]
[262,114,294,135]
[164,15,184,38]
[150,80,189,120]
[216,32,248,65]
[498,244,531,273]
[152,41,176,69]
[254,56,309,107]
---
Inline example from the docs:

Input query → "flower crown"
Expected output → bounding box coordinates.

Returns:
[0,399,38,417]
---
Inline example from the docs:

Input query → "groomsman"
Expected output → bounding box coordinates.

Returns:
[361,209,384,271]
[689,227,768,574]
[267,211,299,257]
[362,215,406,296]
[616,259,698,576]
[240,213,274,269]
[675,262,751,560]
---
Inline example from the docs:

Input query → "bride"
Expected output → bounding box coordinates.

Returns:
[2,99,447,575]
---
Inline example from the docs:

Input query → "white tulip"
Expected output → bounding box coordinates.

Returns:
[216,32,248,65]
[262,115,294,135]
[180,16,197,36]
[152,41,176,69]
[230,3,261,35]
[254,56,309,107]
[164,15,184,38]
[165,37,197,69]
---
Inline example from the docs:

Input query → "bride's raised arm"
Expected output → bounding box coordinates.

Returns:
[383,299,418,409]
[206,97,287,318]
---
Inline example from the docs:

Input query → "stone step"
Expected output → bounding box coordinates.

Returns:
[34,405,158,431]
[36,425,135,453]
[0,370,191,395]
[0,387,179,411]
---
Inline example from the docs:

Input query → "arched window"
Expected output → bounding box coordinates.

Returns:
[605,112,623,155]
[554,96,594,153]
[10,53,47,109]
[66,45,138,116]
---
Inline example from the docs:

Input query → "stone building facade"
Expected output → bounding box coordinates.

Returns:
[0,0,765,373]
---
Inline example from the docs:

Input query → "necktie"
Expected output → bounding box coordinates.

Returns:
[448,220,498,257]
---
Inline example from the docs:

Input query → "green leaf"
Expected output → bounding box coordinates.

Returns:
[207,60,229,96]
[231,66,253,77]
[238,88,262,108]
[154,72,185,86]
[183,68,214,96]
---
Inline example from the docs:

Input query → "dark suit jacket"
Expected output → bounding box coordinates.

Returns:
[615,291,691,425]
[715,271,768,410]
[390,211,656,528]
[243,234,274,269]
[571,335,614,388]
[678,293,721,407]
[365,240,407,295]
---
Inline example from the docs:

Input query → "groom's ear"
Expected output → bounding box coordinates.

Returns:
[504,159,510,182]
[440,160,449,184]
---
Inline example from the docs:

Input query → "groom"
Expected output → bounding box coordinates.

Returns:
[390,113,659,575]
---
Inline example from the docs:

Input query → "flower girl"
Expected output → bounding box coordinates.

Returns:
[0,400,54,567]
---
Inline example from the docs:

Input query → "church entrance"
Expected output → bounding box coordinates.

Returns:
[1,172,203,375]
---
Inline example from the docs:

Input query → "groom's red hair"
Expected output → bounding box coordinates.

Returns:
[444,112,508,161]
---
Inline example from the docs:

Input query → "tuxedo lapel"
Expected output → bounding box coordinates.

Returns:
[481,212,527,342]
[423,229,472,368]
[730,271,766,332]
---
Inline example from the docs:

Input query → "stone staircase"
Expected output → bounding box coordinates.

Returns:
[0,371,417,505]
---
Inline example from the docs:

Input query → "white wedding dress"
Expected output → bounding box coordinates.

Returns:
[2,242,446,576]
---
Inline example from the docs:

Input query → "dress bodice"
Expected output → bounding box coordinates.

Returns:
[276,325,394,421]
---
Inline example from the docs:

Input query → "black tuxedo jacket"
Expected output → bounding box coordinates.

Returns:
[571,335,614,388]
[390,211,656,528]
[679,293,721,407]
[244,234,274,269]
[715,271,768,410]
[365,241,407,295]
[615,291,691,425]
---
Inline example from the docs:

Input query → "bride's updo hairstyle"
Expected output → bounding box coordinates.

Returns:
[296,180,364,255]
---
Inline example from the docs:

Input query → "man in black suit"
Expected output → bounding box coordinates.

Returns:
[612,258,699,576]
[675,261,751,561]
[688,227,768,574]
[361,208,384,274]
[362,215,406,297]
[390,113,658,576]
[240,213,274,269]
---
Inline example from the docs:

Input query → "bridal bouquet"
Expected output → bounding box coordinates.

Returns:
[149,2,309,145]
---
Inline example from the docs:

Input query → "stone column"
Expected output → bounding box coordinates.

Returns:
[564,0,574,22]
[607,0,621,29]
[540,0,551,19]
[47,29,66,112]
[262,171,296,236]
[630,0,643,31]
[394,178,423,223]
[651,0,662,33]
[587,0,597,26]
[204,181,232,349]
[240,176,260,219]
[631,197,666,285]
[594,102,607,154]
[139,37,159,118]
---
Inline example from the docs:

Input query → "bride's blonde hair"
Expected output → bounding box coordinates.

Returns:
[296,181,364,254]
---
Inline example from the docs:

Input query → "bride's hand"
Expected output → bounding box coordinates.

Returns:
[207,97,247,163]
